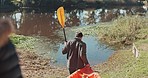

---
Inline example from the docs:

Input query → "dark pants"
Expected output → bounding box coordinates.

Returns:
[69,68,77,74]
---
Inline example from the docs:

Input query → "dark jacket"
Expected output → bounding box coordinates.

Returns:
[0,40,22,78]
[62,38,89,70]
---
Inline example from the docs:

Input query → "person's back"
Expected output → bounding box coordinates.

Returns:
[62,32,90,74]
[0,19,22,78]
[0,40,22,78]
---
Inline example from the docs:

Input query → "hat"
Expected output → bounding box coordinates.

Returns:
[75,32,83,38]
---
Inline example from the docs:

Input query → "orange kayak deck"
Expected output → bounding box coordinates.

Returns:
[67,66,101,78]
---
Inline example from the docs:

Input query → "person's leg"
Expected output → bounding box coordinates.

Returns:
[69,68,76,74]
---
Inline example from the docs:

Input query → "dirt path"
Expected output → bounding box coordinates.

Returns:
[17,49,69,78]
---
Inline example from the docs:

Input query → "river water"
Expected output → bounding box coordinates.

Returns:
[0,6,147,66]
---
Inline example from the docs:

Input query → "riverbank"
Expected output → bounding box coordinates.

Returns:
[74,15,148,49]
[93,39,148,78]
[10,15,148,78]
[74,15,148,78]
[10,35,69,78]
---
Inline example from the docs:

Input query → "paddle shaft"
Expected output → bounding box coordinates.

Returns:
[63,28,67,42]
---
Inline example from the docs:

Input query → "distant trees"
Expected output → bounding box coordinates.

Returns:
[0,0,5,5]
[9,0,63,8]
[0,0,11,5]
[0,0,16,8]
[0,0,143,9]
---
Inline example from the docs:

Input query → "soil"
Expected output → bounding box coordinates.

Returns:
[17,49,69,78]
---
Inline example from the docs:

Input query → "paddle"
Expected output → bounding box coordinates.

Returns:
[57,7,67,42]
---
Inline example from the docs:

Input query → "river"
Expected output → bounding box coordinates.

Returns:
[0,6,147,66]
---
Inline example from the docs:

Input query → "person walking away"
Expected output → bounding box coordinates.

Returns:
[0,19,23,78]
[62,32,90,74]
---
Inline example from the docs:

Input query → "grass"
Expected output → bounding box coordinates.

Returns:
[93,38,148,78]
[10,34,40,50]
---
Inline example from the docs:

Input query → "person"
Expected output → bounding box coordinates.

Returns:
[0,19,23,78]
[62,32,90,74]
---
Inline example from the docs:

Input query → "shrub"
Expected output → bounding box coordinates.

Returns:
[100,16,148,45]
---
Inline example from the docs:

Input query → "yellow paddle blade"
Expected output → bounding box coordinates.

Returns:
[57,7,65,28]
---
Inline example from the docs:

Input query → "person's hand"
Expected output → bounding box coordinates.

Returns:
[85,64,90,67]
[85,64,91,70]
[64,41,67,45]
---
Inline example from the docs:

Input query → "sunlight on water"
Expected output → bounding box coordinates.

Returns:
[56,36,114,66]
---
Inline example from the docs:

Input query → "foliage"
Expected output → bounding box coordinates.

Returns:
[76,16,148,47]
[63,0,81,3]
[1,0,142,8]
[99,16,148,45]
[0,0,16,8]
[10,34,39,50]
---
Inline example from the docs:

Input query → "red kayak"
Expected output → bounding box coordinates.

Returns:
[67,66,101,78]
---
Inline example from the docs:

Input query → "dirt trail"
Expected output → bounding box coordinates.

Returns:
[17,49,69,78]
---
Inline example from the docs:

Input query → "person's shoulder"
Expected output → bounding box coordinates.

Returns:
[66,40,74,45]
[68,39,76,43]
[80,41,86,46]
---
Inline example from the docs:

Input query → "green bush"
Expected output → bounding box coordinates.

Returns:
[100,16,148,45]
[10,35,39,50]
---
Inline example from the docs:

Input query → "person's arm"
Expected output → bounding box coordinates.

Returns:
[62,41,70,54]
[80,43,89,65]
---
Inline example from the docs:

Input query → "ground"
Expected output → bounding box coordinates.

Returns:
[93,39,148,78]
[17,49,69,78]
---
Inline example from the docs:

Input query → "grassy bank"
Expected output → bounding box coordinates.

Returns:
[93,39,148,78]
[75,15,148,48]
[10,34,40,51]
[75,15,148,78]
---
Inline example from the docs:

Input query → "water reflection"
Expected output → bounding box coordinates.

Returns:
[1,6,147,37]
[12,12,23,29]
